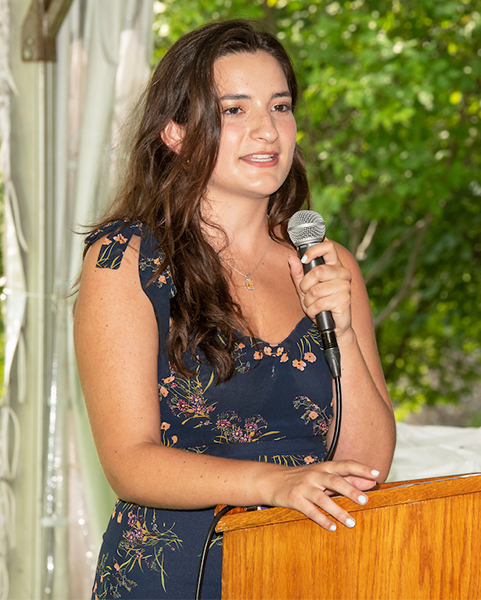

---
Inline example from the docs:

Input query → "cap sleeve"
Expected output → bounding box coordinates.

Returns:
[85,221,175,293]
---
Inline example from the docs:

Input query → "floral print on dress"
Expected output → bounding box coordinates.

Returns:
[262,345,289,362]
[160,422,178,447]
[258,454,322,467]
[95,234,129,270]
[215,411,281,444]
[292,327,322,370]
[232,341,252,374]
[90,221,139,270]
[89,220,175,296]
[139,255,175,294]
[293,396,332,438]
[160,370,217,427]
[93,502,182,598]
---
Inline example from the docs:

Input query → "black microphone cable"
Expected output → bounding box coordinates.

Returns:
[195,504,234,600]
[324,375,342,462]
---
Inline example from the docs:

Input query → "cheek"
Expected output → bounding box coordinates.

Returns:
[290,119,297,144]
[282,118,297,152]
[217,126,242,163]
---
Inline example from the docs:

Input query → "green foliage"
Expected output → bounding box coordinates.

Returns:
[152,0,481,418]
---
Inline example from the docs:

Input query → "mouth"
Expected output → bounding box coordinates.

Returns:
[241,153,279,164]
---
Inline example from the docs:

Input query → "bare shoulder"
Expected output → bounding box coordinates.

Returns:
[74,232,156,361]
[333,242,364,281]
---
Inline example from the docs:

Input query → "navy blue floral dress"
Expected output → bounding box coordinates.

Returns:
[86,221,334,600]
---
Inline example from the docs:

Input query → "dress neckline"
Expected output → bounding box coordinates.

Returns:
[237,315,314,348]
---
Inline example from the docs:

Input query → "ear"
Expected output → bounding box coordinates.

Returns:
[161,121,184,153]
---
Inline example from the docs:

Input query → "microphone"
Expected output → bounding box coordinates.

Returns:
[287,210,341,378]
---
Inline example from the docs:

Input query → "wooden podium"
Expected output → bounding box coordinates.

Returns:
[216,473,481,599]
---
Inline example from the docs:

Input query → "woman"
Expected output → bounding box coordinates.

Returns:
[74,20,396,599]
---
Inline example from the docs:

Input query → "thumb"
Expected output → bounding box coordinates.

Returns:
[288,255,305,300]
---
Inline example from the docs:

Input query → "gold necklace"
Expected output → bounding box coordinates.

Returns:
[218,238,271,290]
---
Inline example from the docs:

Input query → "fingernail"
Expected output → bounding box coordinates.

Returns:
[329,524,337,532]
[358,495,368,505]
[346,518,356,528]
[301,254,308,264]
[371,469,380,477]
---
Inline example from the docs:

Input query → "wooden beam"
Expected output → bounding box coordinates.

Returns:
[21,0,74,62]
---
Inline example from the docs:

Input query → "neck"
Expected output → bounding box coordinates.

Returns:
[201,195,271,253]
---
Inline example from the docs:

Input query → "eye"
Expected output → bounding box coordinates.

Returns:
[222,106,243,116]
[272,103,293,113]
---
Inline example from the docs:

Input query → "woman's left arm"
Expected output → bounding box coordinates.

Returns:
[289,241,396,481]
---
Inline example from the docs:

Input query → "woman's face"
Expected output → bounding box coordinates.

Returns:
[206,51,297,206]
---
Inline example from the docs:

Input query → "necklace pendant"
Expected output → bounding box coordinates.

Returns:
[245,277,255,290]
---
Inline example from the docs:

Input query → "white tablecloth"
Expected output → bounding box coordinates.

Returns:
[388,422,481,482]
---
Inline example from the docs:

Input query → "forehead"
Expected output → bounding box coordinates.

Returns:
[213,51,289,94]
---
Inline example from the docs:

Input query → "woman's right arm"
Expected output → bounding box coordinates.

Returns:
[74,237,380,531]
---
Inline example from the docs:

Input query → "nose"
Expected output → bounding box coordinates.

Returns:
[250,109,279,143]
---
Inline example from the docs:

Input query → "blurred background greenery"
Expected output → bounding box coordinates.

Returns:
[152,0,481,423]
[1,0,480,424]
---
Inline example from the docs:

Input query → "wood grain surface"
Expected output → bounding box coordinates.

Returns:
[217,473,481,599]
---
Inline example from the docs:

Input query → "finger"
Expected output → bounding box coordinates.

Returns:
[300,239,340,267]
[300,264,351,296]
[300,465,378,528]
[320,472,371,508]
[313,491,361,529]
[343,475,379,492]
[303,277,351,312]
[288,255,307,301]
[296,486,362,531]
[322,460,380,481]
[293,495,341,532]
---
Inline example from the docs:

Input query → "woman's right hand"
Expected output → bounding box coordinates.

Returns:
[261,459,379,531]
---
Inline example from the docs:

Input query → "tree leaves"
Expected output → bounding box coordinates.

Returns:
[153,0,481,418]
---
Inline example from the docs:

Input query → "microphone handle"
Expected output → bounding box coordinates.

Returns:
[297,243,341,378]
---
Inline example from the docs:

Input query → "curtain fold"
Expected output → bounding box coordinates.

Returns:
[59,2,153,595]
[3,1,153,596]
[0,1,22,598]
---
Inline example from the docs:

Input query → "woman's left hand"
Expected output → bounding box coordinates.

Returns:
[288,239,353,339]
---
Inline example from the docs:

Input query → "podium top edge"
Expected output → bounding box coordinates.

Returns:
[216,472,481,533]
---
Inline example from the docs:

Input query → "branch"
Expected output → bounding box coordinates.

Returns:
[355,219,378,261]
[373,214,433,330]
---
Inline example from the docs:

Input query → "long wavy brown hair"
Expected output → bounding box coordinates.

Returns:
[88,20,311,381]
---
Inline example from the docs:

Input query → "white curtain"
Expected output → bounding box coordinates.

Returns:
[60,2,153,595]
[2,1,153,597]
[0,1,23,598]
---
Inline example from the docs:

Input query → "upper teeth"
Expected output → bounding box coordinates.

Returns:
[248,155,274,161]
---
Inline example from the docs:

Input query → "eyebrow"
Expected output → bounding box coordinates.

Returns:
[218,91,292,101]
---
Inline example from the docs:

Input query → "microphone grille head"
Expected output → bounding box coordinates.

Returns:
[287,210,326,247]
